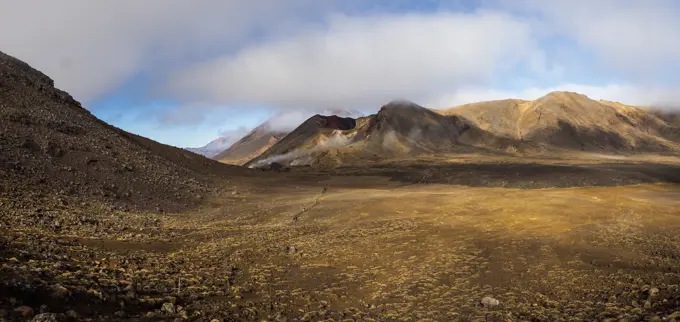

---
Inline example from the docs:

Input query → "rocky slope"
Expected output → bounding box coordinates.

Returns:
[0,50,243,213]
[0,49,255,321]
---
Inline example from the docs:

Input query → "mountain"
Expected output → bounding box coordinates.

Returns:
[245,100,521,168]
[0,50,243,213]
[244,94,680,168]
[186,135,241,157]
[215,109,363,165]
[439,92,680,152]
[214,121,288,165]
[358,100,508,153]
[244,114,359,167]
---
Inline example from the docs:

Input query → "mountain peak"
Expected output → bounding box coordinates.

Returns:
[539,91,592,102]
[381,99,423,109]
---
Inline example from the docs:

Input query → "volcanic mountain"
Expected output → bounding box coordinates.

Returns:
[357,100,518,153]
[439,92,680,152]
[245,100,522,167]
[214,121,289,165]
[0,50,242,212]
[244,95,680,168]
[244,114,359,167]
[215,109,363,165]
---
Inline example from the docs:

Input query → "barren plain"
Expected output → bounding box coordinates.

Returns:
[4,155,680,321]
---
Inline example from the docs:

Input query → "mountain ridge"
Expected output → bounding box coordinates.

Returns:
[439,91,680,152]
[215,109,363,165]
[243,92,680,168]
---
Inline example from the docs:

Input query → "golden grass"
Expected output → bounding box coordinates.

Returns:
[145,168,680,320]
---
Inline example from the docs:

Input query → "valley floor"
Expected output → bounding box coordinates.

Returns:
[3,156,680,321]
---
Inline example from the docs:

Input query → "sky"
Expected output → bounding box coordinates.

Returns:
[1,0,680,148]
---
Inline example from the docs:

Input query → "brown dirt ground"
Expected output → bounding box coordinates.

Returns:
[3,156,680,321]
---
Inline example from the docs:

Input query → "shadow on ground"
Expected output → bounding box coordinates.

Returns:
[321,162,680,188]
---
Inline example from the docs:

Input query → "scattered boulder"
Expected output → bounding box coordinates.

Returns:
[161,302,176,314]
[481,296,499,308]
[649,287,659,297]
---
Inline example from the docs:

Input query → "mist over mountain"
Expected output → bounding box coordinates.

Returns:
[185,127,250,157]
[211,109,363,165]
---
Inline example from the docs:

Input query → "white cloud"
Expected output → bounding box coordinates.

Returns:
[427,88,525,108]
[265,111,318,132]
[513,0,680,77]
[3,0,679,127]
[0,0,314,103]
[167,11,540,110]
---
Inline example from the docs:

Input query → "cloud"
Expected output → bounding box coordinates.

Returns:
[203,126,252,151]
[166,11,541,110]
[4,0,679,135]
[186,126,251,155]
[0,0,317,103]
[510,0,680,78]
[218,126,251,140]
[264,111,315,132]
[156,105,210,126]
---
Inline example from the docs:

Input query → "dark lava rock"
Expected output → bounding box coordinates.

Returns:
[14,306,34,319]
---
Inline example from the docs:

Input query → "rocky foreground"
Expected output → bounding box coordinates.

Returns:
[3,174,680,321]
